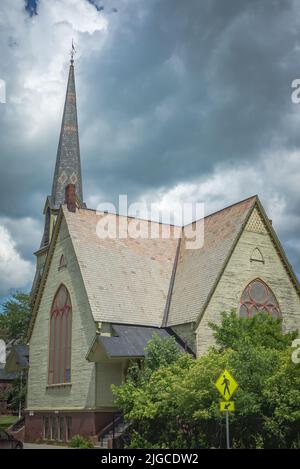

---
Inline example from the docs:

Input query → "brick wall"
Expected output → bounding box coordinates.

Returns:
[24,410,114,442]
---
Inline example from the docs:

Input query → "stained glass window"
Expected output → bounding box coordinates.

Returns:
[239,279,281,318]
[48,285,72,384]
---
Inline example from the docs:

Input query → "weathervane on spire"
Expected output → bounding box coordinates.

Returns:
[70,39,76,65]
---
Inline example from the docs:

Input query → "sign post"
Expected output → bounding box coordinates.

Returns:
[215,369,238,449]
[225,411,230,449]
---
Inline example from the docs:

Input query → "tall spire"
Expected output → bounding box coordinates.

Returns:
[51,43,83,209]
[31,45,84,303]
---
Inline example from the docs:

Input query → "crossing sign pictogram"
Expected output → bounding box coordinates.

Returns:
[215,369,238,401]
[220,401,235,412]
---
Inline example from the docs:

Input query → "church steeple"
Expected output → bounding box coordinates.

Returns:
[51,46,83,209]
[31,47,85,302]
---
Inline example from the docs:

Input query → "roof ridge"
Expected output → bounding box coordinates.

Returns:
[64,195,258,228]
[184,194,258,227]
[63,205,182,228]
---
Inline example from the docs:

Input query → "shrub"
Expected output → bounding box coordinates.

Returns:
[68,434,94,449]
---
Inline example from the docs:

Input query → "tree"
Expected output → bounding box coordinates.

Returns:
[0,292,31,342]
[209,310,298,352]
[113,312,300,449]
[5,373,27,413]
[0,292,30,416]
[113,338,195,448]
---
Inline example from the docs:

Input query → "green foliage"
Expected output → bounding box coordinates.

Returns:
[5,372,27,412]
[0,292,31,342]
[113,313,300,449]
[209,310,297,352]
[144,333,182,371]
[112,334,185,417]
[68,434,94,449]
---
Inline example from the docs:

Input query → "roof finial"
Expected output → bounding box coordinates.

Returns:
[70,39,76,65]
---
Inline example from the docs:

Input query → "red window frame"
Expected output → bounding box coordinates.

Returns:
[48,285,72,384]
[239,278,281,318]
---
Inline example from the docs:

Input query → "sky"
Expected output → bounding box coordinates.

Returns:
[0,0,300,299]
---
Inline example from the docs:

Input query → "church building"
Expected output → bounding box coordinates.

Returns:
[25,54,300,443]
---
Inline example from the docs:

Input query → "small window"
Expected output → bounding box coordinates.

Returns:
[250,248,264,263]
[51,416,58,441]
[43,207,51,246]
[66,417,72,441]
[59,417,65,441]
[43,417,50,440]
[58,254,67,270]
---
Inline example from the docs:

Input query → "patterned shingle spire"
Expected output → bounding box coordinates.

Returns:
[51,53,83,208]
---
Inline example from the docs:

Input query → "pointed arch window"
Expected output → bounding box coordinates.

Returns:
[48,285,72,384]
[250,248,264,263]
[43,207,51,246]
[58,254,67,270]
[239,279,281,318]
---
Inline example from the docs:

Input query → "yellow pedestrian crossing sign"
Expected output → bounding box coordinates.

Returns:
[220,401,235,412]
[215,369,238,401]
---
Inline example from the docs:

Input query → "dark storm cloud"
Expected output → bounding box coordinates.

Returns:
[77,0,300,199]
[2,0,299,212]
[0,0,300,294]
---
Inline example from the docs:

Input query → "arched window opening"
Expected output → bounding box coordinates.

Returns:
[48,285,72,384]
[58,254,67,270]
[250,247,264,263]
[239,279,281,319]
[43,207,51,246]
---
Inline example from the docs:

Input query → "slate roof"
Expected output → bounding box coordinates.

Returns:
[64,196,257,328]
[166,196,257,325]
[11,345,29,368]
[64,208,181,327]
[97,324,185,358]
[0,363,17,381]
[51,62,83,209]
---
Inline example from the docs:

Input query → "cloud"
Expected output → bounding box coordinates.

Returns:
[135,148,300,276]
[0,216,42,261]
[0,0,107,219]
[0,0,300,296]
[0,225,34,296]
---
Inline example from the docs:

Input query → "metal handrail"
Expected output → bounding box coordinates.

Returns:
[97,413,122,440]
